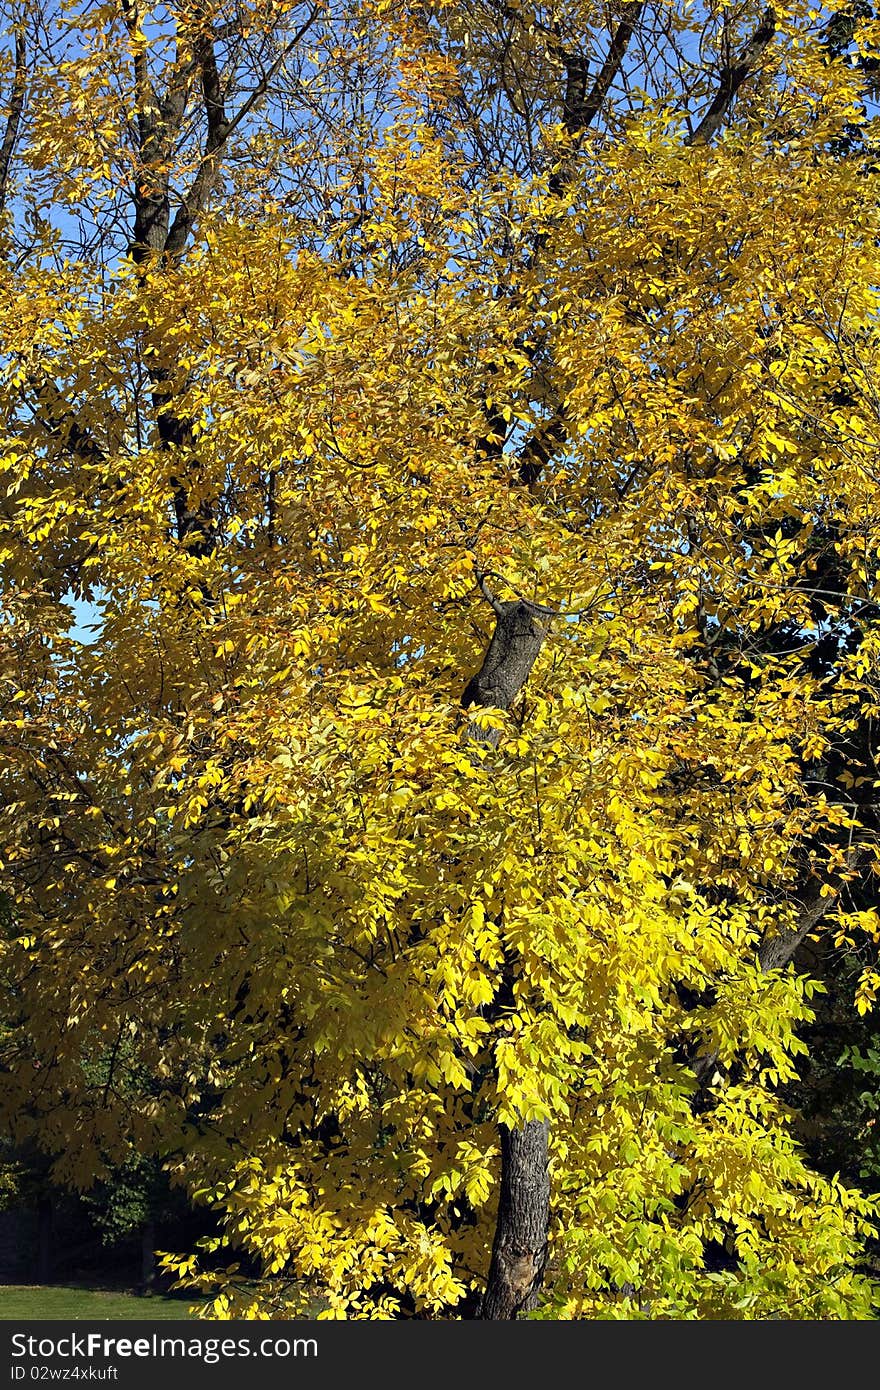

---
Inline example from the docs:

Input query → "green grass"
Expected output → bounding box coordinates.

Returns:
[0,1285,210,1320]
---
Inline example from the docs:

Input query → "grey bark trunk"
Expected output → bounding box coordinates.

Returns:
[462,599,548,740]
[461,586,554,1319]
[480,1121,550,1319]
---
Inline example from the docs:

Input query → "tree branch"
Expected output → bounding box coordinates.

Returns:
[164,6,321,257]
[686,8,776,147]
[558,3,644,140]
[688,844,872,1111]
[462,598,551,747]
[518,410,569,488]
[125,0,194,262]
[23,377,107,466]
[757,844,870,972]
[0,24,27,216]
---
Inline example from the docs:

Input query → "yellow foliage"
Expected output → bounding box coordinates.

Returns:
[0,0,878,1320]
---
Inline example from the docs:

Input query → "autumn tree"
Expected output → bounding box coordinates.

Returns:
[2,0,880,1318]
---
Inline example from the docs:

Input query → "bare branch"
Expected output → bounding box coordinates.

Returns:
[559,3,644,140]
[164,6,321,257]
[686,8,776,148]
[0,24,27,216]
[474,567,506,618]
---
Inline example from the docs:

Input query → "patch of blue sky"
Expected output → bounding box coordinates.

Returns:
[66,592,103,645]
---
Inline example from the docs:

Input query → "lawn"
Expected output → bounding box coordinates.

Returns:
[0,1285,210,1320]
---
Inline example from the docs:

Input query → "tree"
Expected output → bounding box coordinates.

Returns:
[2,0,880,1319]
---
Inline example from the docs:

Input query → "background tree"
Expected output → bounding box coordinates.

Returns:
[2,0,880,1319]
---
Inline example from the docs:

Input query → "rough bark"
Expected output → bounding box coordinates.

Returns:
[461,582,554,1318]
[480,1121,551,1319]
[462,598,550,742]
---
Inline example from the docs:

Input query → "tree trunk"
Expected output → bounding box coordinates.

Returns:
[462,598,548,740]
[480,1121,550,1319]
[461,583,553,1318]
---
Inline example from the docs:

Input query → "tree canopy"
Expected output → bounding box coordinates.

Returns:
[2,0,880,1318]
